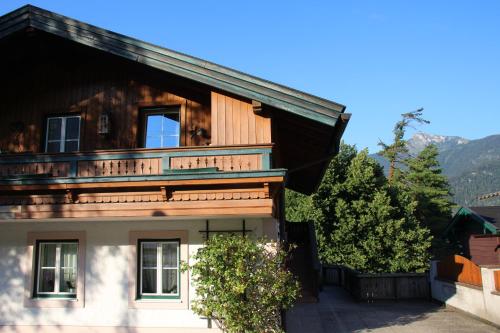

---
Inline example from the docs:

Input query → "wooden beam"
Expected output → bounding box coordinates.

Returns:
[252,100,263,114]
[160,186,168,201]
[5,199,274,219]
[0,175,285,191]
[65,189,75,204]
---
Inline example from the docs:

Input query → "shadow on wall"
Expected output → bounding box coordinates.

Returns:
[0,224,137,332]
[85,237,135,329]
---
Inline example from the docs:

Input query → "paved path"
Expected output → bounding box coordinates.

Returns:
[286,286,499,333]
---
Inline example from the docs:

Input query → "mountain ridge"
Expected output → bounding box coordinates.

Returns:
[370,132,500,206]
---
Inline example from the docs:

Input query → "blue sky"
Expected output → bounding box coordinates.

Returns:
[1,1,499,152]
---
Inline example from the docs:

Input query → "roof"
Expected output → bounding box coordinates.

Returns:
[443,206,500,237]
[0,4,347,127]
[468,206,500,231]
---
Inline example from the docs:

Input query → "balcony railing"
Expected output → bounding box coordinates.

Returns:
[0,144,273,180]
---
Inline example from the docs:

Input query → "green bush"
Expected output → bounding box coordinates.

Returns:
[183,234,299,333]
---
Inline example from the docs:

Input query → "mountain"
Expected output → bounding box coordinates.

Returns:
[370,133,500,207]
[407,133,470,156]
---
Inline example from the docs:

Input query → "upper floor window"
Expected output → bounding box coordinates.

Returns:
[45,116,81,153]
[143,108,180,148]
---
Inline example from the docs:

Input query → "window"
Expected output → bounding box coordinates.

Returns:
[143,109,180,148]
[138,240,180,299]
[35,241,78,298]
[45,116,81,153]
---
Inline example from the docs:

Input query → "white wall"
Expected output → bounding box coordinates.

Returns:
[0,217,277,330]
[430,261,500,326]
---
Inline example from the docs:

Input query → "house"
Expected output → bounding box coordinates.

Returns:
[442,206,500,264]
[0,5,350,332]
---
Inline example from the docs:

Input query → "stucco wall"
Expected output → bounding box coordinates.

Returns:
[0,217,278,331]
[430,261,500,326]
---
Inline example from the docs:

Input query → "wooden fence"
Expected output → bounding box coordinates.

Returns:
[437,255,482,287]
[323,265,430,301]
[495,270,500,292]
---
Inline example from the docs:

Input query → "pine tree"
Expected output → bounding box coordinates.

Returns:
[402,144,454,256]
[378,108,429,182]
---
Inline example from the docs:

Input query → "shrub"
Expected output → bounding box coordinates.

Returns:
[184,234,300,333]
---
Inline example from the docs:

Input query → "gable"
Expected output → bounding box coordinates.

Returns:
[0,5,350,194]
[0,5,346,127]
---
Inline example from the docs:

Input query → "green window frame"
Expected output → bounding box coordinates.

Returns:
[138,239,181,300]
[34,240,78,299]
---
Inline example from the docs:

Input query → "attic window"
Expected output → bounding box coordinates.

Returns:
[142,108,180,148]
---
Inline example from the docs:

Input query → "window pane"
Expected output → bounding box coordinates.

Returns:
[145,136,161,149]
[142,243,157,267]
[142,269,157,293]
[162,269,178,294]
[39,268,56,292]
[40,243,56,267]
[65,117,80,140]
[145,115,162,148]
[46,141,61,153]
[145,112,179,148]
[60,243,77,268]
[162,114,180,148]
[64,140,79,152]
[162,243,178,268]
[161,134,178,148]
[147,115,163,134]
[60,268,77,293]
[47,118,62,140]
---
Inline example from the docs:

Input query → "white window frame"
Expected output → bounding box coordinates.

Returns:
[139,240,180,298]
[143,109,180,148]
[45,115,81,153]
[36,241,78,297]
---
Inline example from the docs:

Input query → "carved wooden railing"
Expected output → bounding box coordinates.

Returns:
[437,255,483,287]
[0,144,272,179]
[0,162,70,177]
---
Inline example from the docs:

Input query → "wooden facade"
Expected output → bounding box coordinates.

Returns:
[211,91,271,145]
[469,235,500,265]
[0,32,211,153]
[0,5,349,221]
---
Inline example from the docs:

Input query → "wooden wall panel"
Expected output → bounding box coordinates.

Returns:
[0,31,211,153]
[211,92,271,145]
[469,235,500,265]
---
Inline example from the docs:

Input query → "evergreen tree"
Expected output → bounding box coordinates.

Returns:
[402,144,454,256]
[288,145,432,273]
[285,190,313,222]
[378,108,429,182]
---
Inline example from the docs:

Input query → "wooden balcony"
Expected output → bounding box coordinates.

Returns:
[0,144,285,219]
[0,144,274,184]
